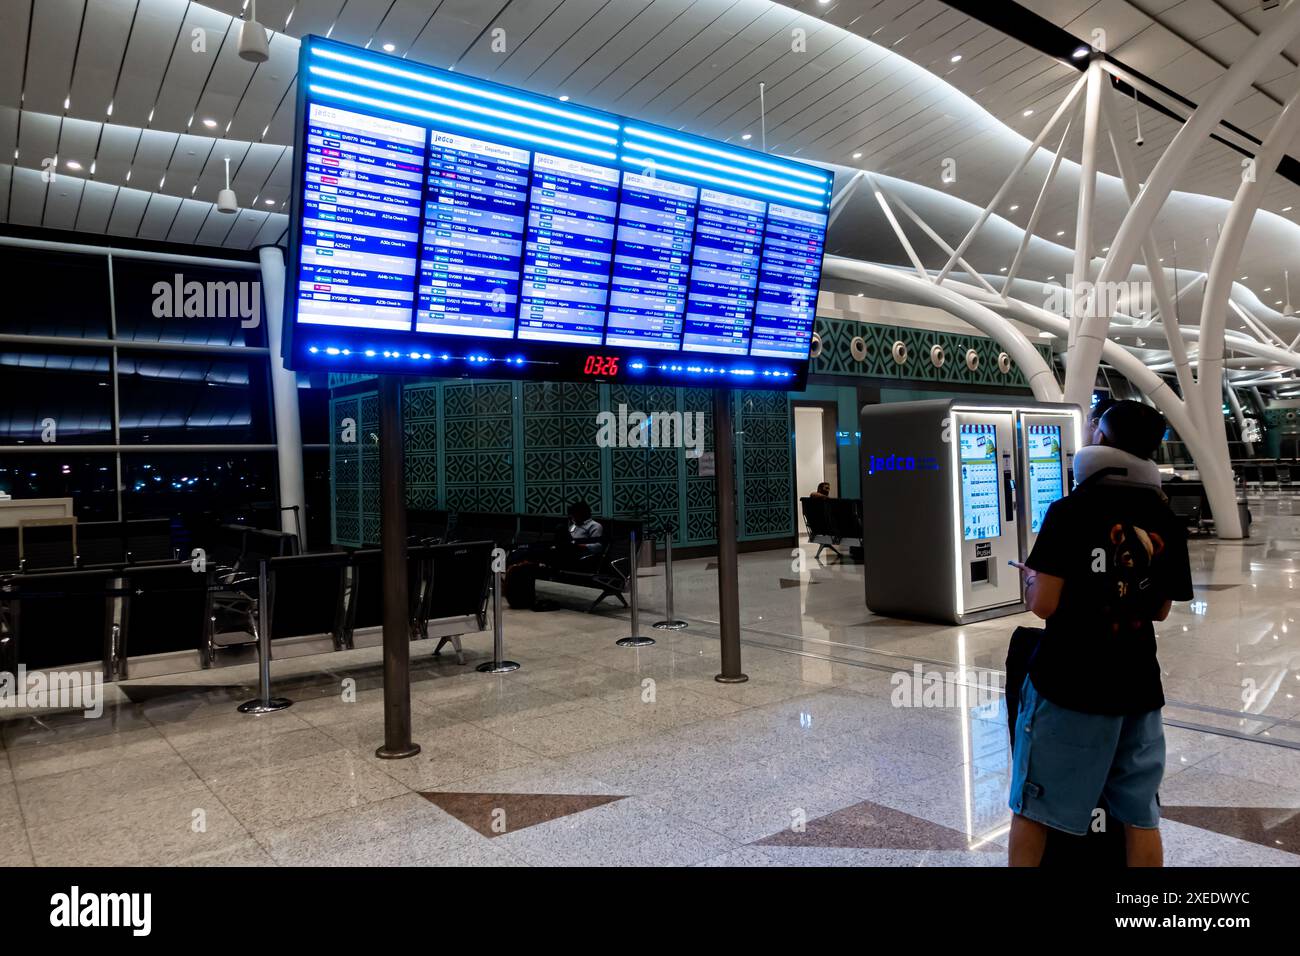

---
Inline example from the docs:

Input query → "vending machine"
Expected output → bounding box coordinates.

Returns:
[860,399,1080,625]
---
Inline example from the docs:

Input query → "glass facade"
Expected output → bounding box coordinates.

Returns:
[0,242,309,533]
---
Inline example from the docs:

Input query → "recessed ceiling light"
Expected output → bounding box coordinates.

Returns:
[1056,230,1066,237]
[741,133,752,141]
[382,42,395,52]
[1284,206,1294,212]
[1102,246,1110,252]
[1009,204,1020,211]
[125,169,132,182]
[1265,287,1273,292]
[1039,331,1054,338]
[558,95,569,102]
[265,198,275,206]
[1072,46,1090,59]
[950,54,962,63]
[65,160,81,170]
[1000,267,1008,273]
[1023,109,1035,117]
[852,151,862,159]
[106,102,113,117]
[1277,300,1284,306]
[202,118,218,128]
[1240,276,1248,281]
[63,96,70,110]
[1047,275,1056,281]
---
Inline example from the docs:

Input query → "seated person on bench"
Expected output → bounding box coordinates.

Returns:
[810,482,831,499]
[505,501,603,609]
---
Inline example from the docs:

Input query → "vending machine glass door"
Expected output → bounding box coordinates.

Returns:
[953,409,1020,617]
[1018,412,1077,556]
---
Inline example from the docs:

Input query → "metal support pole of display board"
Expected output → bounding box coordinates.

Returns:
[712,388,748,684]
[616,530,655,647]
[238,560,292,714]
[375,377,420,759]
[653,531,687,630]
[477,569,520,673]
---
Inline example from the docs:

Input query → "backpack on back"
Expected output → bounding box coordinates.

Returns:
[1076,470,1170,634]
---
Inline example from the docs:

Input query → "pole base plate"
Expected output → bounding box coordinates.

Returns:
[652,620,688,630]
[476,660,521,674]
[714,673,749,684]
[238,697,293,714]
[616,636,656,647]
[375,742,422,760]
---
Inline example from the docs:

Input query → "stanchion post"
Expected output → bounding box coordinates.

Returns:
[653,530,687,630]
[477,568,520,673]
[713,387,748,683]
[238,559,292,713]
[375,376,420,759]
[616,529,655,647]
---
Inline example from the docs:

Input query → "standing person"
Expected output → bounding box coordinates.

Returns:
[1007,400,1193,867]
[1084,396,1117,446]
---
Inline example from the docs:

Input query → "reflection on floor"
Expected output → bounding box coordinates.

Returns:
[0,501,1297,867]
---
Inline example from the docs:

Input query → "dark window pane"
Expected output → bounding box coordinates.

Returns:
[0,454,119,521]
[112,258,267,347]
[297,384,330,445]
[117,351,272,445]
[0,346,114,445]
[0,247,111,338]
[121,453,277,535]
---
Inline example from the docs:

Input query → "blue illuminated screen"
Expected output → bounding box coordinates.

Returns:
[286,37,833,385]
[959,424,1001,542]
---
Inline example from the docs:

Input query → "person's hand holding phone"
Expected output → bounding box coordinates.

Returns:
[1009,559,1037,586]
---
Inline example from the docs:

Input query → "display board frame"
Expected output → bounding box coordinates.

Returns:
[282,36,833,390]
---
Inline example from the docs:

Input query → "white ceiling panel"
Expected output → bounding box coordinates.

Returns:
[44,175,86,231]
[225,31,297,142]
[288,0,350,40]
[135,190,184,239]
[325,0,397,48]
[150,5,235,131]
[16,111,61,172]
[8,166,47,226]
[195,203,238,244]
[23,0,86,115]
[75,178,119,233]
[222,207,269,247]
[407,0,513,69]
[0,164,11,221]
[166,197,215,244]
[105,180,151,236]
[112,0,191,129]
[253,210,289,247]
[0,1,32,111]
[456,0,566,78]
[69,0,139,122]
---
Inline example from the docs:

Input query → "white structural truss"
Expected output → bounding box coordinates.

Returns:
[829,3,1300,540]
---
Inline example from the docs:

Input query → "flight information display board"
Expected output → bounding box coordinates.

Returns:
[284,36,833,389]
[1025,424,1064,534]
[959,424,1001,542]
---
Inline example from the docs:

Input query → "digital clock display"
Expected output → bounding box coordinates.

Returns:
[583,355,620,377]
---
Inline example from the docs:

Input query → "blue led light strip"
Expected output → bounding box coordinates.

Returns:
[619,140,828,197]
[621,155,827,208]
[308,66,618,146]
[307,84,619,161]
[312,46,619,131]
[623,126,830,185]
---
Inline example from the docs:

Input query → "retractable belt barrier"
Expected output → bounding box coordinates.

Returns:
[616,530,655,648]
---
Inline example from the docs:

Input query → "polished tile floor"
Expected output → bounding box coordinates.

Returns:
[1,501,1298,867]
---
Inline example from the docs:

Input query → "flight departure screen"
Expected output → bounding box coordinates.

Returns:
[285,36,833,388]
[1026,424,1064,534]
[959,424,1001,542]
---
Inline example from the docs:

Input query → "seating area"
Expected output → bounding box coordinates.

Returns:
[1232,458,1297,494]
[410,509,643,612]
[799,497,864,561]
[0,514,496,681]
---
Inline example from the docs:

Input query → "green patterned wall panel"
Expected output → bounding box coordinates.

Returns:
[810,317,1048,388]
[522,381,602,516]
[737,390,793,540]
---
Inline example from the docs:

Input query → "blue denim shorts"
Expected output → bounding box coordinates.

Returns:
[1009,677,1165,836]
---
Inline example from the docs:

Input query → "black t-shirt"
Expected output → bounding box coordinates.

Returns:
[1025,482,1193,715]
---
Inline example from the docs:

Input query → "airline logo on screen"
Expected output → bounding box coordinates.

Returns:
[288,36,833,387]
[866,453,941,475]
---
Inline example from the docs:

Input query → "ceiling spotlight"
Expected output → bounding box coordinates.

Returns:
[1009,204,1020,212]
[1285,206,1294,213]
[1241,276,1249,281]
[65,160,81,170]
[558,95,569,102]
[741,133,752,141]
[950,54,963,63]
[382,42,396,52]
[106,102,113,117]
[63,96,70,110]
[1000,267,1008,273]
[1056,230,1066,237]
[265,198,276,206]
[1023,109,1035,117]
[852,152,862,159]
[239,0,271,63]
[1047,275,1056,282]
[1072,46,1090,59]
[217,156,238,213]
[202,118,218,128]
[1265,287,1273,292]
